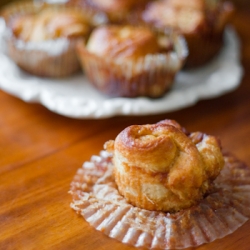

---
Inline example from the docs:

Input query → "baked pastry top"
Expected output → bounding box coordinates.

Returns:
[105,119,224,212]
[142,0,233,34]
[10,8,91,42]
[142,0,207,34]
[86,25,161,60]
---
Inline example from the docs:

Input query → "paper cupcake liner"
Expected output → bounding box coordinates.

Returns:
[183,30,224,69]
[184,1,234,68]
[76,31,187,97]
[4,35,81,78]
[70,150,250,249]
[1,0,105,78]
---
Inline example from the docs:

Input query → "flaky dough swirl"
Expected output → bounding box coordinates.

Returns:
[105,119,224,212]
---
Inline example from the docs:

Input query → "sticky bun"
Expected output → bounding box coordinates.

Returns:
[105,119,224,212]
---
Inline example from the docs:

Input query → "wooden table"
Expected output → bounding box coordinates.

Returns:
[0,2,250,250]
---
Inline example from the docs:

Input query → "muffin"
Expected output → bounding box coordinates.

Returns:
[2,1,98,77]
[140,0,234,68]
[70,119,250,249]
[76,24,187,97]
[105,119,224,212]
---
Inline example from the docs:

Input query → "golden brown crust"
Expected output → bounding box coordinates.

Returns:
[142,0,233,34]
[106,119,224,212]
[86,25,160,60]
[10,8,91,42]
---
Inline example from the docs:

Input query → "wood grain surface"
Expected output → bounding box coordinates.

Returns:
[0,1,250,250]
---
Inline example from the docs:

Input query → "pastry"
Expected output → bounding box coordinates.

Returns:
[70,119,250,249]
[105,119,224,212]
[2,1,97,77]
[140,0,234,68]
[76,24,187,97]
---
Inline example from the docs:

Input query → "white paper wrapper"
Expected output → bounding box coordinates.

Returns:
[70,150,250,249]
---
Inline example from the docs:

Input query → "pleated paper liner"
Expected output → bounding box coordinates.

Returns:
[70,150,250,249]
[76,30,188,98]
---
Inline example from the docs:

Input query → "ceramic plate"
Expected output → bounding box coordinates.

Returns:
[0,19,243,119]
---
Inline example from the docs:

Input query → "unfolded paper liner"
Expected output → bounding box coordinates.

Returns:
[77,31,188,98]
[70,150,250,249]
[1,0,107,78]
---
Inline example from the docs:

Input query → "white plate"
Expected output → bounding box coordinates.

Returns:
[0,19,243,119]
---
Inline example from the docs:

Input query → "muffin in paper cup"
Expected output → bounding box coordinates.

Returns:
[70,119,250,249]
[133,0,235,68]
[1,0,106,78]
[76,25,187,98]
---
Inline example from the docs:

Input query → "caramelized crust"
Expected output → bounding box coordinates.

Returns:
[105,119,224,212]
[86,25,160,59]
[11,8,91,42]
[142,0,207,33]
[142,0,233,34]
